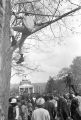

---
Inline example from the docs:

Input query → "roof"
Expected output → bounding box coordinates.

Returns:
[19,84,33,88]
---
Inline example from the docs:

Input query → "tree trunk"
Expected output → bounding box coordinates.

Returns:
[0,0,11,120]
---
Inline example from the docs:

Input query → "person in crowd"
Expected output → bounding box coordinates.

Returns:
[31,97,50,120]
[49,95,57,108]
[21,100,28,120]
[70,95,81,120]
[31,97,36,109]
[8,98,20,120]
[8,97,14,120]
[27,99,33,120]
[44,95,56,120]
[75,95,81,117]
[57,95,71,120]
[17,99,23,120]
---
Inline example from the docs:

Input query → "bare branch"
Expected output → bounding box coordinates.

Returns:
[15,0,40,5]
[12,6,81,52]
[52,0,60,18]
[68,0,80,7]
[27,6,81,36]
[18,11,54,17]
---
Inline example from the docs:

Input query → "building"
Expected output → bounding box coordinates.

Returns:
[19,79,34,95]
[33,83,46,94]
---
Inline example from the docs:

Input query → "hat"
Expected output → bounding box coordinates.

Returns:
[36,98,45,106]
[10,98,17,103]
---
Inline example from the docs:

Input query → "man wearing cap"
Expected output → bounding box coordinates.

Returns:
[31,97,50,120]
[8,98,20,120]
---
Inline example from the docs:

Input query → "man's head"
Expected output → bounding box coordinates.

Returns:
[36,97,45,107]
[10,98,17,106]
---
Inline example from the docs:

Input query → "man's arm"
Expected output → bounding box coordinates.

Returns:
[15,106,19,120]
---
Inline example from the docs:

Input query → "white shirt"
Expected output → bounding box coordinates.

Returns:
[31,108,50,120]
[23,16,34,31]
[15,106,19,120]
[76,95,81,116]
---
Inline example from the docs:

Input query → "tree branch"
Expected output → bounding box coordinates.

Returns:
[14,0,41,5]
[18,12,54,17]
[12,6,81,52]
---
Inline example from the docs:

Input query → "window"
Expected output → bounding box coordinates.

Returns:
[20,88,24,94]
[30,88,33,93]
[25,88,28,93]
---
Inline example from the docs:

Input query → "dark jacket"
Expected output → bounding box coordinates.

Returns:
[8,105,14,120]
[71,98,81,120]
[57,97,70,120]
[44,101,56,120]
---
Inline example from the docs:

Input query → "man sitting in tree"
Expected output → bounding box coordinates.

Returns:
[11,14,35,64]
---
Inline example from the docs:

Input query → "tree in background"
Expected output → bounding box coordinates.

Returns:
[70,56,81,94]
[56,56,81,95]
[45,56,81,95]
[57,67,70,78]
[70,56,81,83]
[57,68,73,93]
[45,76,55,94]
[45,61,81,95]
[52,67,75,95]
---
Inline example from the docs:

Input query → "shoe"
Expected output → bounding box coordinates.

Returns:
[16,54,24,64]
[11,36,17,46]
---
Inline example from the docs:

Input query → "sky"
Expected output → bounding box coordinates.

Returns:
[11,1,81,84]
[11,32,81,84]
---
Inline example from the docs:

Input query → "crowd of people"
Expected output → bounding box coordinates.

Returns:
[8,93,81,120]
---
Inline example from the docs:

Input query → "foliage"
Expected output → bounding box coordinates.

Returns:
[45,76,55,93]
[57,67,71,78]
[10,87,19,97]
[70,56,81,82]
[56,56,81,94]
[45,75,69,95]
[45,57,81,95]
[70,56,81,93]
